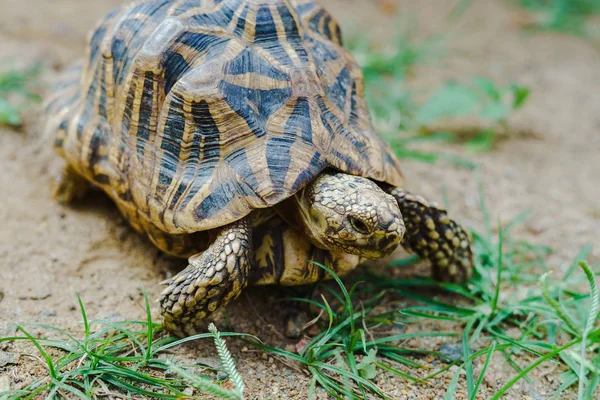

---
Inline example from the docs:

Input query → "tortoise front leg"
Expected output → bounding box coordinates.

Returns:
[385,187,473,283]
[159,217,253,337]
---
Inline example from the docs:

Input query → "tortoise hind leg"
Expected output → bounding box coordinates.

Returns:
[159,217,253,337]
[53,165,90,204]
[385,187,473,283]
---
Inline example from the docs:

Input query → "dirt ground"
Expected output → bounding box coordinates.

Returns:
[1,0,599,399]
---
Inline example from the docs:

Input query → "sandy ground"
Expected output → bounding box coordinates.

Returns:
[1,0,599,398]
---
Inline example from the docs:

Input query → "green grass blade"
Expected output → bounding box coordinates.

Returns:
[469,342,496,400]
[463,318,476,399]
[445,366,462,400]
[76,293,90,339]
[491,338,581,400]
[141,285,153,361]
[16,326,57,379]
[577,260,599,399]
[490,221,504,317]
[540,273,581,336]
[312,261,357,333]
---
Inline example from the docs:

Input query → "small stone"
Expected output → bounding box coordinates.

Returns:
[164,368,177,378]
[0,351,19,367]
[284,344,296,354]
[295,338,310,354]
[196,356,221,369]
[41,311,56,317]
[438,343,472,363]
[216,371,229,381]
[285,312,309,338]
[0,326,17,350]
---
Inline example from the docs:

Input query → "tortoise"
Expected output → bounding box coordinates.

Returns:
[44,0,473,337]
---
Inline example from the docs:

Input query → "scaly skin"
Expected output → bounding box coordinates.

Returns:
[159,218,252,337]
[385,187,473,283]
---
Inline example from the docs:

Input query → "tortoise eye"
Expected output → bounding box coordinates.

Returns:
[349,216,370,234]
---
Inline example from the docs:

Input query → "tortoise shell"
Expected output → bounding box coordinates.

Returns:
[45,0,404,236]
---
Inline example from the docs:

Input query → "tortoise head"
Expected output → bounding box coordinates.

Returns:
[295,172,405,259]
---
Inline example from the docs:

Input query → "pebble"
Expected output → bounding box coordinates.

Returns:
[285,312,308,338]
[0,351,19,367]
[41,311,56,317]
[216,371,229,381]
[284,344,296,354]
[438,343,471,363]
[0,326,16,350]
[195,356,221,369]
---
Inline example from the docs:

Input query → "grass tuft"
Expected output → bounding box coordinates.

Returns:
[251,185,599,399]
[0,290,253,399]
[515,0,600,39]
[0,61,40,127]
[345,21,530,160]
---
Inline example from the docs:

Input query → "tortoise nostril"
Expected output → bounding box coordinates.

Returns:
[349,216,370,234]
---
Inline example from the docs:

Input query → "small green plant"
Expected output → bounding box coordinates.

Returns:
[345,24,530,160]
[417,77,530,152]
[0,62,41,127]
[346,21,445,83]
[516,0,600,38]
[0,290,249,399]
[344,21,468,167]
[489,260,600,399]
